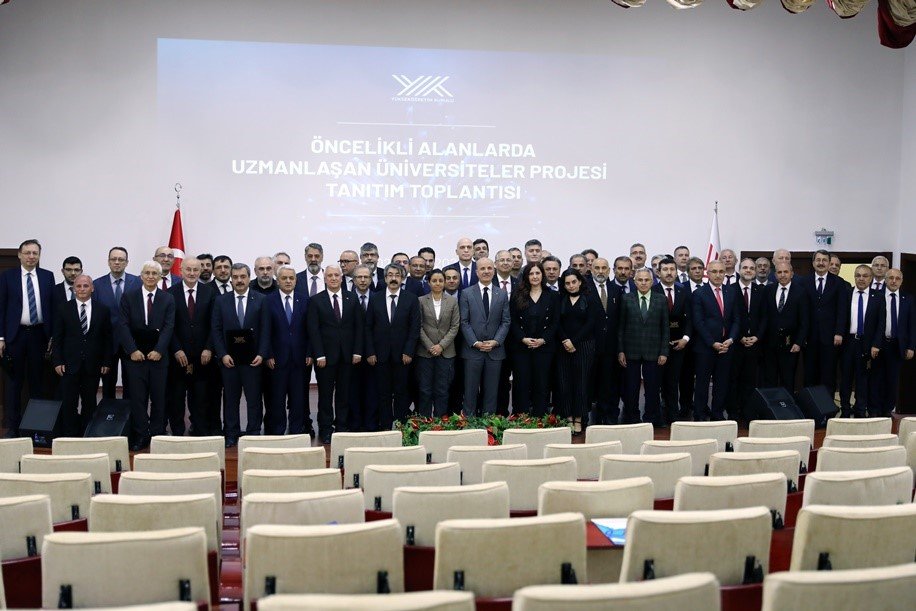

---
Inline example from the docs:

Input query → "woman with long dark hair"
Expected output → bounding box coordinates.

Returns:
[510,262,559,416]
[555,269,600,434]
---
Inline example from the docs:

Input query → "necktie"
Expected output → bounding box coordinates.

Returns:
[236,295,245,327]
[640,294,648,320]
[333,293,341,322]
[482,286,490,319]
[501,280,508,293]
[390,294,397,322]
[463,267,469,289]
[817,276,824,296]
[80,302,88,335]
[310,276,318,297]
[360,294,367,311]
[874,281,883,291]
[146,292,154,324]
[778,287,786,313]
[856,291,864,336]
[26,272,38,324]
[222,283,229,295]
[724,276,731,286]
[187,289,195,319]
[68,287,74,301]
[743,286,750,312]
[284,295,293,324]
[599,283,608,310]
[890,293,898,339]
[161,278,167,291]
[680,272,687,283]
[666,287,674,312]
[714,287,724,316]
[114,278,123,303]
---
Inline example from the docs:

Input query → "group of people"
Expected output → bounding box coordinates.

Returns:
[0,237,912,450]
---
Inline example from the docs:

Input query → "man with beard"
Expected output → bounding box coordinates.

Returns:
[250,256,278,295]
[360,242,384,291]
[654,257,692,425]
[590,257,623,424]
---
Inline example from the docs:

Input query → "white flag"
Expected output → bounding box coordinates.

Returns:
[704,206,721,272]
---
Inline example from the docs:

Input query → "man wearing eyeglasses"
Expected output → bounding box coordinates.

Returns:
[338,250,359,292]
[94,246,141,399]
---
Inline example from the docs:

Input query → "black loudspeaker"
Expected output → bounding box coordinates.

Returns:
[752,387,806,420]
[797,385,838,428]
[84,398,130,438]
[19,399,64,447]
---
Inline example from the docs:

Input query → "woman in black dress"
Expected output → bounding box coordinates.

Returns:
[510,262,559,416]
[555,269,600,434]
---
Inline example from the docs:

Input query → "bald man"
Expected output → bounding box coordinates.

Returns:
[869,268,913,416]
[444,238,477,290]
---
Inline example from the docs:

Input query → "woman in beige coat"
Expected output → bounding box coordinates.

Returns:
[416,269,461,416]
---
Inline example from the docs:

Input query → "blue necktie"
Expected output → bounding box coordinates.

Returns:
[463,267,469,289]
[26,272,38,324]
[237,295,245,327]
[114,278,123,304]
[890,293,898,339]
[856,291,864,336]
[284,295,293,324]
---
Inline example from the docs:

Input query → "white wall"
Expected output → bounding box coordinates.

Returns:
[898,44,916,256]
[0,0,908,279]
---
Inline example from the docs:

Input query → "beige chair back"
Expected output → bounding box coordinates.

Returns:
[362,462,460,511]
[118,471,222,508]
[544,441,621,479]
[748,419,815,447]
[0,493,53,560]
[445,444,527,485]
[329,431,403,470]
[599,453,691,499]
[816,445,907,472]
[391,482,510,547]
[343,446,426,489]
[418,430,487,464]
[825,417,892,437]
[241,489,365,538]
[905,431,916,477]
[134,452,221,474]
[53,437,130,473]
[822,434,899,449]
[243,520,404,610]
[21,453,112,494]
[897,416,916,445]
[239,447,326,476]
[481,457,577,511]
[734,436,812,471]
[620,507,772,585]
[151,436,226,470]
[257,591,474,611]
[641,439,716,476]
[670,421,738,452]
[708,450,801,491]
[240,468,342,500]
[0,437,33,473]
[41,527,210,609]
[802,466,914,506]
[433,513,586,597]
[585,423,653,454]
[501,428,572,461]
[537,478,653,520]
[673,473,787,525]
[762,563,916,611]
[790,504,916,571]
[0,472,92,522]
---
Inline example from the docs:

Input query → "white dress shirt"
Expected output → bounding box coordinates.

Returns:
[142,288,158,326]
[386,288,402,322]
[775,283,791,308]
[496,275,513,296]
[885,290,899,338]
[75,297,92,331]
[183,282,199,308]
[19,266,44,325]
[849,288,869,334]
[327,288,344,316]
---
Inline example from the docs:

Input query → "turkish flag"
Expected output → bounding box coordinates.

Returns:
[168,208,185,276]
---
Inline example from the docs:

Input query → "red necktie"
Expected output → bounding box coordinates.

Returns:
[333,293,341,322]
[161,278,167,291]
[146,292,153,323]
[714,287,724,316]
[743,286,750,312]
[666,287,674,312]
[187,289,195,319]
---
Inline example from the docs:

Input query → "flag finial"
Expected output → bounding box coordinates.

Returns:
[174,182,182,210]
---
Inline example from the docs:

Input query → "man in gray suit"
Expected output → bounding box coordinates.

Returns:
[459,258,510,416]
[618,269,670,426]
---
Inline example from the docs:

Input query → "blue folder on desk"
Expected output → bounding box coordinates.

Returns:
[591,518,628,545]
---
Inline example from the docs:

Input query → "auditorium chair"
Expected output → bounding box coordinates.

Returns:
[89,493,221,605]
[0,494,53,608]
[133,452,222,475]
[238,447,326,478]
[790,504,916,571]
[361,462,460,513]
[708,450,802,493]
[240,468,342,500]
[762,563,916,611]
[585,423,653,454]
[257,591,475,611]
[0,472,92,526]
[433,512,586,603]
[825,416,892,437]
[501,427,572,461]
[599,453,691,501]
[241,489,365,538]
[641,439,717,477]
[445,444,527,485]
[513,572,722,611]
[0,437,32,473]
[734,436,812,472]
[543,441,621,479]
[670,421,738,453]
[417,429,487,464]
[20,453,113,494]
[481,457,577,514]
[118,471,223,512]
[905,431,916,475]
[343,446,427,489]
[538,477,654,519]
[673,473,788,529]
[815,445,907,472]
[329,431,402,471]
[898,416,916,443]
[747,419,815,448]
[243,520,404,610]
[53,436,131,476]
[620,507,771,592]
[821,433,899,449]
[237,433,313,457]
[802,466,914,506]
[41,527,210,609]
[150,436,226,472]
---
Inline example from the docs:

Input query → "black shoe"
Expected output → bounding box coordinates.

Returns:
[225,437,238,448]
[2,429,19,439]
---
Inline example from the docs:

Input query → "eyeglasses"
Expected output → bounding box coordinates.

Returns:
[339,259,357,264]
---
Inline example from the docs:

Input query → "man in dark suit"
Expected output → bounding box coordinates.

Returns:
[679,257,707,418]
[52,256,83,312]
[307,265,363,444]
[359,242,385,292]
[444,237,477,290]
[802,249,846,396]
[265,265,310,435]
[654,258,692,425]
[204,254,232,435]
[691,261,740,421]
[727,258,768,423]
[459,258,511,416]
[166,257,216,437]
[366,263,421,430]
[51,274,112,436]
[870,268,915,416]
[618,269,670,426]
[611,256,636,295]
[493,250,518,414]
[250,256,279,295]
[212,263,271,447]
[763,263,809,394]
[94,246,142,400]
[348,265,376,431]
[119,261,175,450]
[153,246,182,290]
[838,265,885,418]
[590,257,623,424]
[0,239,55,437]
[404,256,431,297]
